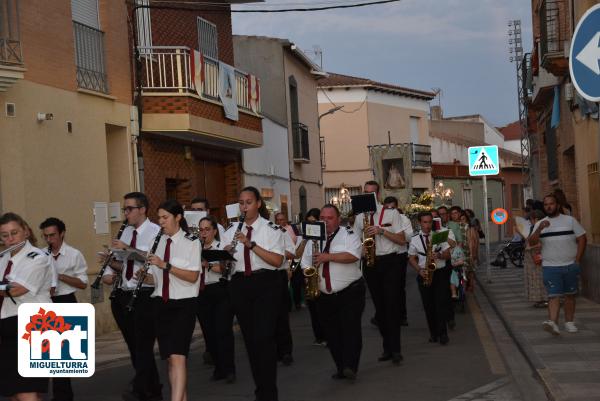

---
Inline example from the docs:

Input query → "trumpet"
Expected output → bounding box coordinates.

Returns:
[127,229,163,312]
[362,212,376,267]
[303,240,321,300]
[91,221,128,291]
[222,212,246,280]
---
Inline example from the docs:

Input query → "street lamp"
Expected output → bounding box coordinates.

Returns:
[319,105,344,124]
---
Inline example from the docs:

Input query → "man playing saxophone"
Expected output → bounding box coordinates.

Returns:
[353,181,412,366]
[301,204,364,381]
[408,211,452,345]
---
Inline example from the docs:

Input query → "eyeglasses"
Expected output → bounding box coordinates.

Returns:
[0,229,24,241]
[122,206,141,213]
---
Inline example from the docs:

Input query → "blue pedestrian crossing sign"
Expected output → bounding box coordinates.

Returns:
[468,145,499,176]
[570,4,600,102]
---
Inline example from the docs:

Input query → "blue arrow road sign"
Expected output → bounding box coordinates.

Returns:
[468,145,499,176]
[570,4,600,102]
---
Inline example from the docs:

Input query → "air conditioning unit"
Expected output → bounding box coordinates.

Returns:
[564,82,574,102]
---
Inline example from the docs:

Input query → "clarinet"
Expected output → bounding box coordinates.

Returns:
[91,221,128,290]
[126,229,163,312]
[221,213,246,281]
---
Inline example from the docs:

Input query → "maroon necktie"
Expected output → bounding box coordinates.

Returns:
[322,228,339,293]
[423,234,429,246]
[200,270,206,291]
[369,213,374,226]
[244,226,253,276]
[162,238,172,302]
[126,230,138,280]
[0,261,13,310]
[53,254,59,261]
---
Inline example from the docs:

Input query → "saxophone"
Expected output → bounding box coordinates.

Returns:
[303,240,321,300]
[423,237,437,287]
[363,212,376,267]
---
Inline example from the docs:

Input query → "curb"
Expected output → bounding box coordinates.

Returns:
[476,270,558,401]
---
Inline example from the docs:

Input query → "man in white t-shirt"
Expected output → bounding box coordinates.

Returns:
[529,194,587,336]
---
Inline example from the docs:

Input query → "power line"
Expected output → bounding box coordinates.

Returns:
[147,0,402,12]
[319,87,368,114]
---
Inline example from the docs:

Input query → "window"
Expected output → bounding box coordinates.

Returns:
[299,186,307,218]
[293,123,310,161]
[510,184,523,210]
[410,116,420,145]
[197,17,218,59]
[71,0,99,29]
[135,0,152,51]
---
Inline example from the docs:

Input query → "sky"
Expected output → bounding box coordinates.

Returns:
[232,0,533,127]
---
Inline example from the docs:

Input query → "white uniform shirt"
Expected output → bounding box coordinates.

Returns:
[408,231,451,269]
[43,246,59,289]
[217,223,226,242]
[203,241,223,286]
[104,218,161,290]
[222,216,284,273]
[150,229,201,299]
[533,214,586,266]
[301,226,362,294]
[49,242,88,296]
[354,205,412,255]
[0,241,52,319]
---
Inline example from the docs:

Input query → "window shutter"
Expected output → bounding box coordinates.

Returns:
[197,17,218,59]
[71,0,99,29]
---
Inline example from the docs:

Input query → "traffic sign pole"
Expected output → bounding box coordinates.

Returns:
[483,175,491,283]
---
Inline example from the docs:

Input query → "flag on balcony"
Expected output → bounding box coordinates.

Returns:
[191,50,205,96]
[219,61,239,121]
[247,74,260,114]
[551,85,560,129]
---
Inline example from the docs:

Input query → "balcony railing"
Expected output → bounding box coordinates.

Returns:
[73,21,108,94]
[138,46,260,114]
[411,143,431,168]
[0,0,23,65]
[292,122,310,162]
[540,0,568,61]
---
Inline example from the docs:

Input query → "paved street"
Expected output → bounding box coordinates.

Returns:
[58,268,545,401]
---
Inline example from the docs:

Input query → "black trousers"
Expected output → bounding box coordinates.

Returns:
[290,266,304,308]
[197,281,235,377]
[363,253,402,355]
[50,293,77,401]
[398,252,408,322]
[229,270,281,401]
[111,288,161,397]
[317,279,366,373]
[275,270,293,358]
[417,267,452,339]
[307,299,325,342]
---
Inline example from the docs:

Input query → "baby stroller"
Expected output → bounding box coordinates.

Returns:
[491,240,524,268]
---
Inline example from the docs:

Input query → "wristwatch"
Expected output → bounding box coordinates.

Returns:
[249,241,257,250]
[379,227,385,236]
[164,262,172,272]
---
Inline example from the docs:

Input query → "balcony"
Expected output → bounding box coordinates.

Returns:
[0,0,25,91]
[411,143,431,169]
[73,21,108,94]
[292,122,310,162]
[539,0,569,75]
[139,46,260,114]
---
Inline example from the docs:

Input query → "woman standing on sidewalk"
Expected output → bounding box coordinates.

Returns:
[519,209,548,308]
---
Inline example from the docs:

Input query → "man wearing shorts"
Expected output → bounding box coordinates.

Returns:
[529,194,587,335]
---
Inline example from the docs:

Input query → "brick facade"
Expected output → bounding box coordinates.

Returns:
[142,96,262,132]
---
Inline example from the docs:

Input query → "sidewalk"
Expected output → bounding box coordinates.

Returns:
[478,265,600,401]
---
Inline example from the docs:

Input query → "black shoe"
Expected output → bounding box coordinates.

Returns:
[400,319,408,326]
[392,353,403,365]
[331,371,345,380]
[448,319,456,330]
[378,353,392,362]
[440,334,449,345]
[225,373,236,384]
[281,353,294,366]
[428,336,438,343]
[370,317,378,327]
[342,367,356,382]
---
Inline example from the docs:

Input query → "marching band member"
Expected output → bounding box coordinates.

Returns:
[0,213,53,400]
[40,217,88,401]
[190,197,226,240]
[353,181,411,365]
[275,219,295,367]
[295,208,326,346]
[102,192,163,401]
[143,200,201,401]
[301,204,365,381]
[408,211,452,345]
[196,216,236,383]
[223,186,285,401]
